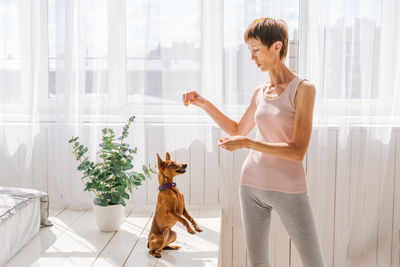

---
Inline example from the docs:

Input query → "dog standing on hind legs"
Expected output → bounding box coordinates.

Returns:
[147,152,203,258]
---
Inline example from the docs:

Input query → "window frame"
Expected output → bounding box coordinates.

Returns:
[2,0,396,126]
[298,0,395,126]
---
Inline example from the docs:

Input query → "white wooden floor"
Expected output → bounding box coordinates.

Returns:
[5,206,221,267]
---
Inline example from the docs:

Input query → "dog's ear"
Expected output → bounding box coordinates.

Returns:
[165,152,171,161]
[157,153,163,167]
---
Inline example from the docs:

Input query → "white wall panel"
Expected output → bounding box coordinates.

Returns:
[190,129,205,205]
[33,127,48,192]
[204,127,220,205]
[378,129,396,267]
[1,125,399,266]
[392,131,400,267]
[146,127,163,206]
[131,124,148,207]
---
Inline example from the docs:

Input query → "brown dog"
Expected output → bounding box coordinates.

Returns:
[147,152,203,258]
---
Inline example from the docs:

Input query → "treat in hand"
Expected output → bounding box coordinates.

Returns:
[184,100,191,107]
[219,137,228,143]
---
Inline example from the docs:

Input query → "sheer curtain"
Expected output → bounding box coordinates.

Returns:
[0,0,210,207]
[306,0,400,266]
[0,0,47,189]
[1,0,399,265]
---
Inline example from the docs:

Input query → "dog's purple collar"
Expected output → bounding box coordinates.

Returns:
[159,182,176,191]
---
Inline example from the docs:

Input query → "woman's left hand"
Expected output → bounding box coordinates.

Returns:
[218,136,252,151]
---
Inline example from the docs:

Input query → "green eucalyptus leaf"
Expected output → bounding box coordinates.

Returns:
[142,165,148,172]
[117,185,125,193]
[111,194,120,204]
[122,163,133,171]
[94,198,108,207]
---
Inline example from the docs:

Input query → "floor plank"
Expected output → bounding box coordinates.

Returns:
[5,208,85,267]
[28,209,112,267]
[123,209,221,267]
[92,210,153,267]
[121,211,162,267]
[6,207,221,267]
[155,209,220,267]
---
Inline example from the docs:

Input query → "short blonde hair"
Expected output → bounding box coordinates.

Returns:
[244,18,289,61]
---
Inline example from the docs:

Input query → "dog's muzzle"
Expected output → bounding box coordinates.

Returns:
[176,164,187,174]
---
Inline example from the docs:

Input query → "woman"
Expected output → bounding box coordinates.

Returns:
[183,18,326,267]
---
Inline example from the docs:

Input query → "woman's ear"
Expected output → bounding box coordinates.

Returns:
[273,41,282,56]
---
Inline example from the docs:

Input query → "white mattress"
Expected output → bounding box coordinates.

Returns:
[0,198,40,266]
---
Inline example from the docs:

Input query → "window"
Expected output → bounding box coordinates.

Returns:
[85,0,108,96]
[0,0,20,104]
[223,0,300,105]
[48,0,109,98]
[126,0,201,105]
[320,17,381,99]
[2,0,393,124]
[48,0,58,98]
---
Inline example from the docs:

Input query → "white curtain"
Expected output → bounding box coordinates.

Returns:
[0,0,207,207]
[306,0,400,266]
[1,0,399,265]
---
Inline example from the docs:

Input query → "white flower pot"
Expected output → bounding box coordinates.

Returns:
[94,204,125,232]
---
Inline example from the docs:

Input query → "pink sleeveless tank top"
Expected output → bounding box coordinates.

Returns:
[240,76,307,193]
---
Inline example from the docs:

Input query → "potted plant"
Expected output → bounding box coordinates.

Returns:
[68,116,156,232]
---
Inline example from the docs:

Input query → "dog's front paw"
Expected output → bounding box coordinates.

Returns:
[195,226,203,232]
[188,228,196,235]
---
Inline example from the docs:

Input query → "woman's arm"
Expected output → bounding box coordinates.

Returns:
[183,87,260,136]
[219,81,316,162]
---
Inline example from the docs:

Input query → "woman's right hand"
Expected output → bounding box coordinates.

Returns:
[182,91,207,108]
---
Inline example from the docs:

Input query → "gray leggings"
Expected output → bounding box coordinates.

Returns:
[239,184,326,267]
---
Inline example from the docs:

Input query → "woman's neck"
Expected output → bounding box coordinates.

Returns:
[268,62,296,86]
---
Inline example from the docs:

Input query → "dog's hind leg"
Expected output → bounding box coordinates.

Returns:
[148,234,164,258]
[149,250,162,258]
[163,229,180,250]
[164,245,180,250]
[183,208,203,232]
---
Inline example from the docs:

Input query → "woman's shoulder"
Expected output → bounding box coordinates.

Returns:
[298,78,316,95]
[292,78,316,108]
